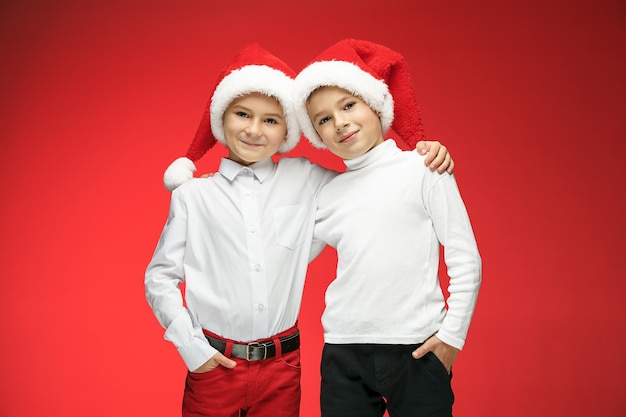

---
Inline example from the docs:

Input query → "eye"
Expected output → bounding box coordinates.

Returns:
[235,111,250,118]
[318,116,331,126]
[265,117,278,125]
[343,101,356,110]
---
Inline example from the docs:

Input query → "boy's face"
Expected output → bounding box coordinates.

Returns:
[223,93,288,166]
[306,86,384,160]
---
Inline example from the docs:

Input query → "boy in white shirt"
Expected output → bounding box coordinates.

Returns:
[293,39,482,417]
[145,43,453,417]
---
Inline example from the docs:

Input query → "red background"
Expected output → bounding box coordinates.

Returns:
[1,0,625,416]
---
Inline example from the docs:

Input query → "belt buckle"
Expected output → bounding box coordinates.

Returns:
[246,342,267,360]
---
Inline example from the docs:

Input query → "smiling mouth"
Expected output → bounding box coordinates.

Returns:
[241,140,263,148]
[339,131,357,143]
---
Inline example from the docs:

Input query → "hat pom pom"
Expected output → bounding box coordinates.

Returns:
[163,157,197,191]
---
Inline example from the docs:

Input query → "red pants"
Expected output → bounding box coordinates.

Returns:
[182,327,301,417]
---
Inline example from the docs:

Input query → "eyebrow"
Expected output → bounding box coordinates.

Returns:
[309,109,327,123]
[264,112,285,120]
[309,94,354,122]
[231,104,284,120]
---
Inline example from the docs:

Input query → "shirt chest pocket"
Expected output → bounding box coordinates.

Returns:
[273,202,308,250]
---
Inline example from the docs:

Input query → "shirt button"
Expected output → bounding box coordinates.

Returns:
[249,226,256,233]
[257,304,265,311]
[244,189,252,196]
[254,264,261,271]
[242,168,251,174]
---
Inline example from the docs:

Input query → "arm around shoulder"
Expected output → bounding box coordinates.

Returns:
[415,140,455,174]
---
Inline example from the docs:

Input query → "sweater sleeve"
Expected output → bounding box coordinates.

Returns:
[423,173,482,350]
[144,190,218,370]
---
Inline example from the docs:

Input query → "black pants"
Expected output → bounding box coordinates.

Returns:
[320,343,454,417]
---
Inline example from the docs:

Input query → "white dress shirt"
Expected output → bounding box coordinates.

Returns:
[145,156,336,371]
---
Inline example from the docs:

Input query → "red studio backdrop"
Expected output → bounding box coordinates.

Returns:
[1,1,625,416]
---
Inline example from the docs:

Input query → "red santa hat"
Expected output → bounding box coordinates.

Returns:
[163,43,300,191]
[293,38,425,150]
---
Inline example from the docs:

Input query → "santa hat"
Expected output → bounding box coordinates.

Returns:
[293,38,425,150]
[163,43,300,191]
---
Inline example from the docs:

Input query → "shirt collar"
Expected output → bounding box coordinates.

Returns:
[344,139,400,171]
[218,157,275,183]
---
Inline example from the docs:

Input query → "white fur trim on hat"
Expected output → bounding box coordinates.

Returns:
[293,60,394,148]
[210,65,300,153]
[163,157,197,191]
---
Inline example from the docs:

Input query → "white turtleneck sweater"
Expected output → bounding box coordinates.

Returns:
[314,139,482,350]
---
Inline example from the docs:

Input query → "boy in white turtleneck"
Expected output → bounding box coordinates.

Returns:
[294,39,482,417]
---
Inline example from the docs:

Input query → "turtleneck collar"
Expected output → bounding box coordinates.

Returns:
[343,139,401,171]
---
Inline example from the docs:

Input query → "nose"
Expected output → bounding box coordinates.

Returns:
[246,118,263,136]
[334,115,348,132]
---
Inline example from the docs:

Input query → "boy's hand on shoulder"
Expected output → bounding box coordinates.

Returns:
[191,352,237,373]
[411,335,459,374]
[415,140,455,174]
[200,172,217,178]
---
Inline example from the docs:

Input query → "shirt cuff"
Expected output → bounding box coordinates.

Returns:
[434,329,465,351]
[163,313,219,371]
[177,336,219,371]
